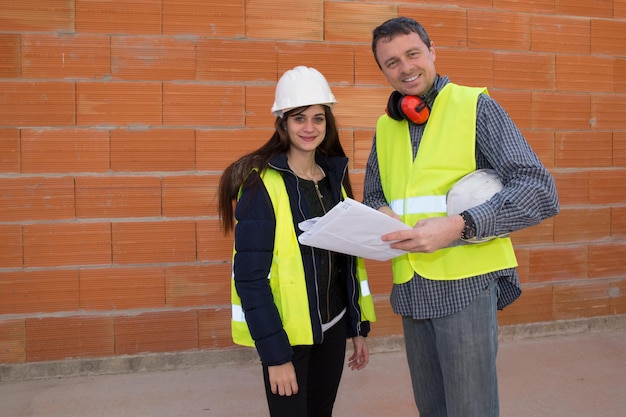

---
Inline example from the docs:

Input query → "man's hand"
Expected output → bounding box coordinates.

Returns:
[268,362,298,396]
[382,215,464,253]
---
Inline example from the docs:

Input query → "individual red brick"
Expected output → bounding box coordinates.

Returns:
[498,284,555,325]
[556,0,613,18]
[494,0,555,14]
[400,6,468,47]
[351,172,365,202]
[556,55,613,93]
[246,0,323,41]
[79,267,165,310]
[522,130,554,168]
[23,223,112,267]
[0,34,20,78]
[196,128,272,171]
[197,39,276,82]
[487,91,532,129]
[0,319,26,363]
[325,2,396,42]
[617,0,626,18]
[0,82,75,127]
[494,52,554,91]
[112,221,196,264]
[114,310,198,355]
[555,131,613,168]
[198,308,235,349]
[197,220,234,262]
[616,58,626,93]
[509,218,555,246]
[163,84,245,127]
[111,36,196,81]
[354,45,388,86]
[616,132,626,167]
[468,10,531,51]
[554,207,611,243]
[589,170,626,205]
[531,15,590,54]
[26,316,114,361]
[552,170,589,206]
[76,0,162,35]
[77,82,162,126]
[0,128,20,173]
[353,129,375,171]
[22,34,111,79]
[532,92,591,130]
[245,85,279,128]
[612,207,626,238]
[0,177,75,222]
[368,300,402,338]
[588,243,626,279]
[110,129,195,172]
[332,86,396,129]
[591,19,626,56]
[553,281,611,320]
[0,0,74,32]
[162,175,217,217]
[278,43,354,84]
[162,0,244,37]
[76,176,162,218]
[166,264,231,307]
[0,270,79,314]
[609,279,626,314]
[0,225,22,268]
[340,129,355,169]
[429,49,494,89]
[591,94,626,130]
[528,245,588,283]
[21,128,110,173]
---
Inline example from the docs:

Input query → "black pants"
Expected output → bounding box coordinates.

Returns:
[262,316,347,417]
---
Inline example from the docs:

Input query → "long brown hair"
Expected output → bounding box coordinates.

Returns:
[217,105,353,234]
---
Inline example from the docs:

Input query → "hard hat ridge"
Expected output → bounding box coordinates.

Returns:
[271,66,337,117]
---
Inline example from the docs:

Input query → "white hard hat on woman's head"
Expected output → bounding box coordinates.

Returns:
[271,66,337,117]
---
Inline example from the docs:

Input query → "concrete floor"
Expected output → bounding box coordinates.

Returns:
[1,328,625,417]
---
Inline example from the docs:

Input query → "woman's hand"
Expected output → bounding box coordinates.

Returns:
[268,362,298,396]
[348,336,369,371]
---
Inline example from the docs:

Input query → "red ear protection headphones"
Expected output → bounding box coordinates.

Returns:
[385,91,431,125]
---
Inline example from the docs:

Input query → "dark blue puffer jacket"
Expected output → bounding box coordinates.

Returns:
[233,152,370,366]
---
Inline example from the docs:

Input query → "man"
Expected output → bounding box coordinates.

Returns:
[363,17,559,417]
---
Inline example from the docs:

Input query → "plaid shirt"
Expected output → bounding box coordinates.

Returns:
[363,76,559,319]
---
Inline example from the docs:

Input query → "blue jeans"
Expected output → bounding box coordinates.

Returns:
[402,281,499,417]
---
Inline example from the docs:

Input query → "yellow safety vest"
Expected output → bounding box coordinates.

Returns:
[376,83,517,283]
[231,168,376,347]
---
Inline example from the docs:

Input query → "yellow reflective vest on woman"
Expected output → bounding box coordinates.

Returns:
[231,168,376,347]
[376,83,518,284]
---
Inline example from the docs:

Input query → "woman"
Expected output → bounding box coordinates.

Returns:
[218,66,376,417]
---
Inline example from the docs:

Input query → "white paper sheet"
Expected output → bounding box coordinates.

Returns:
[297,198,411,261]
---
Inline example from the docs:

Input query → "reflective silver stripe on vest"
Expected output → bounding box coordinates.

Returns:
[389,195,447,215]
[232,272,271,322]
[232,304,246,322]
[360,280,371,297]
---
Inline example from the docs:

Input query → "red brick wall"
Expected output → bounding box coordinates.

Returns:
[1,0,625,364]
